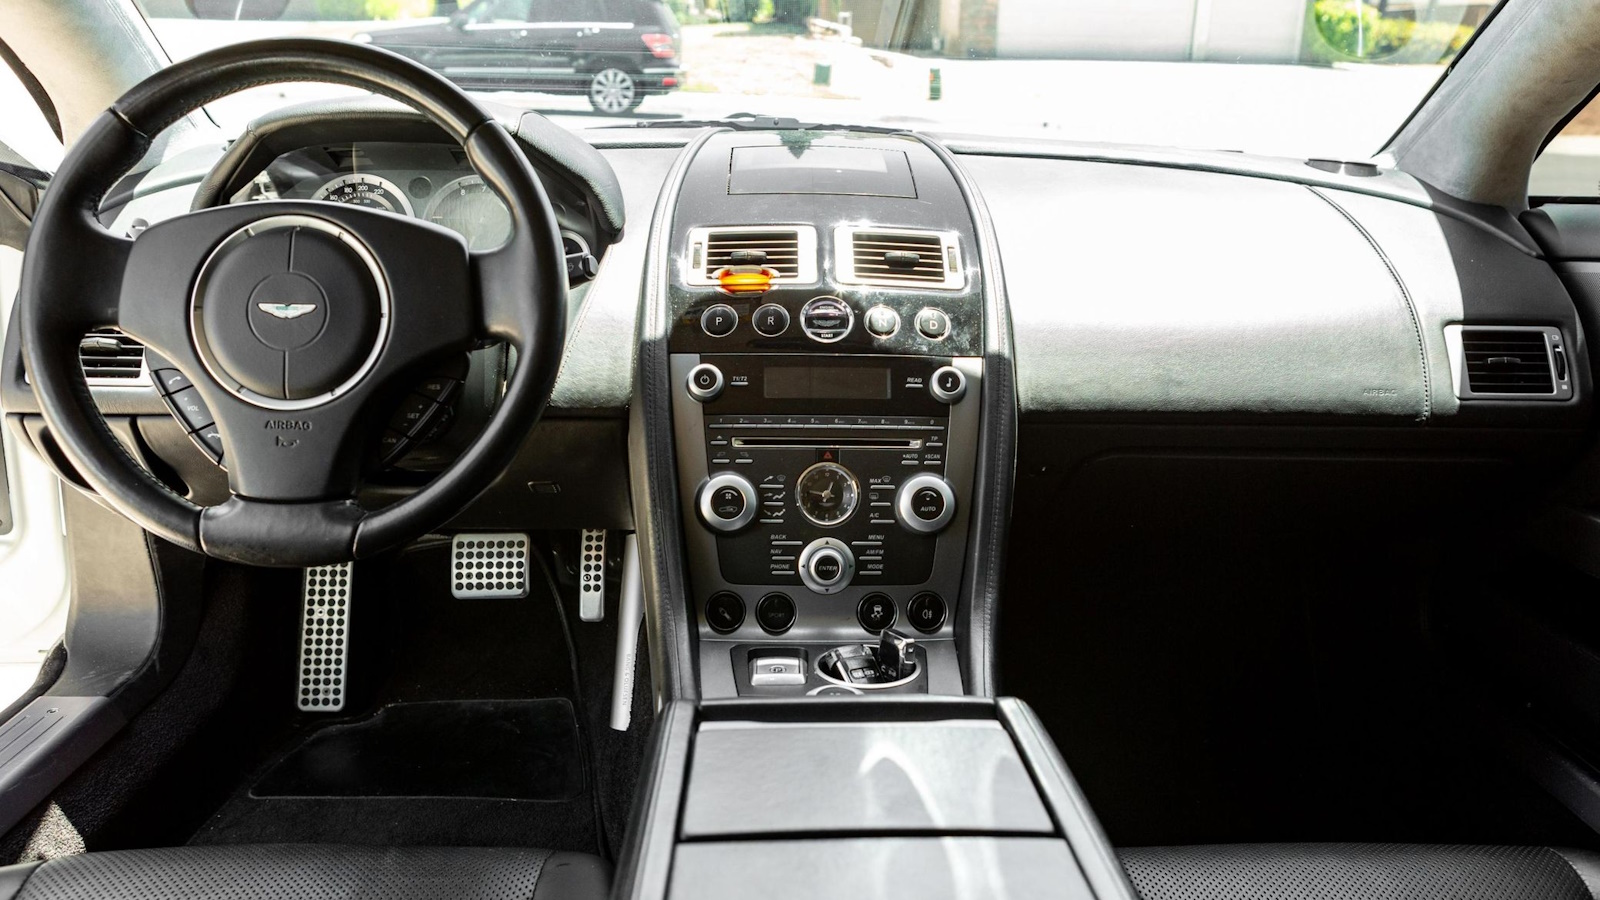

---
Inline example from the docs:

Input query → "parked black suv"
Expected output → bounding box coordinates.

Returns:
[356,0,681,114]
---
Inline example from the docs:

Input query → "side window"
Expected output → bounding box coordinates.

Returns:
[528,0,587,21]
[1531,92,1600,199]
[471,0,533,24]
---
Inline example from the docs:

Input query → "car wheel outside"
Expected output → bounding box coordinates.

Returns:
[588,68,642,115]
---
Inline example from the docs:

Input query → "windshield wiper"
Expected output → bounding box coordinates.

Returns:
[606,113,905,134]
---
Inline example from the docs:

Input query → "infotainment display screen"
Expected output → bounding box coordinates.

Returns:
[728,146,917,198]
[764,366,892,400]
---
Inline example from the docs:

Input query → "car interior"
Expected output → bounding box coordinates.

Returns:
[8,0,1600,898]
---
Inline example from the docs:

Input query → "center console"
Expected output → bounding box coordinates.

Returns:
[654,130,997,698]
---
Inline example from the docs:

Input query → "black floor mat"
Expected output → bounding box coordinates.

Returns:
[252,699,583,801]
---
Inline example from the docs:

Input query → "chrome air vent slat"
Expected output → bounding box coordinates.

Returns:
[1445,324,1571,401]
[78,328,151,385]
[835,226,965,290]
[685,225,818,286]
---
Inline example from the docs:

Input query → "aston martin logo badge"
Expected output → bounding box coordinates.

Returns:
[258,303,318,320]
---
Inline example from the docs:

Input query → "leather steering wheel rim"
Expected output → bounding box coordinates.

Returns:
[18,39,567,566]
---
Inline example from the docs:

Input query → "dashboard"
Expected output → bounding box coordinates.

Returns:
[4,104,1594,703]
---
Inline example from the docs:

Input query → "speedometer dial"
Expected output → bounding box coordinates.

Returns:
[311,174,414,216]
[425,175,512,251]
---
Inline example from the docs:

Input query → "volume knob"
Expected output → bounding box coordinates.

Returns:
[698,473,757,533]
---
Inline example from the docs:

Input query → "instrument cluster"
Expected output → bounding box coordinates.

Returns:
[237,141,578,255]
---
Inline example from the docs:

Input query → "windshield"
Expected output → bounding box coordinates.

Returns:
[132,0,1493,159]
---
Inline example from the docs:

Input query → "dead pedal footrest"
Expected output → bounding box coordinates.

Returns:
[298,562,351,712]
[451,533,531,599]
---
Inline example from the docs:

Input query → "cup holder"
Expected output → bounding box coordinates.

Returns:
[815,631,920,690]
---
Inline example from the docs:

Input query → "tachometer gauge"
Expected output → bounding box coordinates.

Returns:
[311,174,414,216]
[425,175,513,251]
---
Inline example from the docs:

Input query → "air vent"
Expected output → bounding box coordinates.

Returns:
[1446,325,1571,401]
[835,226,964,290]
[685,225,818,287]
[79,329,148,383]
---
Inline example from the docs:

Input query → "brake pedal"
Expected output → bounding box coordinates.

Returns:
[451,533,530,599]
[579,529,606,622]
[298,563,352,712]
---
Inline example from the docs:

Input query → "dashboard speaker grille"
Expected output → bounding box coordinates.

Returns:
[703,229,802,279]
[78,329,147,381]
[1462,329,1555,395]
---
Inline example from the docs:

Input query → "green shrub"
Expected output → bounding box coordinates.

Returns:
[315,0,433,18]
[1304,0,1472,65]
[366,0,434,16]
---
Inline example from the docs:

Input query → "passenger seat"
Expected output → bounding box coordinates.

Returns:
[1121,843,1600,900]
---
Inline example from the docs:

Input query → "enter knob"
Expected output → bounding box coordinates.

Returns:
[896,474,956,534]
[798,538,855,594]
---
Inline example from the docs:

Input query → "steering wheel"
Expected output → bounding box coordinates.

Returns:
[18,39,566,567]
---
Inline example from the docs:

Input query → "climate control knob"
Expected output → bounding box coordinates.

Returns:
[896,474,957,534]
[798,538,856,594]
[698,473,757,532]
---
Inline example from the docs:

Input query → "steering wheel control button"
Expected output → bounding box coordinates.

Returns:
[858,593,898,633]
[391,394,438,436]
[686,363,725,402]
[376,431,409,464]
[192,216,389,409]
[755,593,797,635]
[800,296,854,343]
[798,538,856,594]
[897,474,957,534]
[167,387,214,432]
[929,366,967,403]
[907,592,948,634]
[152,369,191,395]
[193,425,225,463]
[705,592,746,634]
[865,305,901,338]
[795,461,859,527]
[914,307,951,341]
[700,304,738,337]
[698,473,758,532]
[752,303,791,337]
[749,655,806,686]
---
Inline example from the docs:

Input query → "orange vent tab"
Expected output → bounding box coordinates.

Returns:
[716,266,777,295]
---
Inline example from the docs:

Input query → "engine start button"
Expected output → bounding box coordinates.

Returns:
[800,296,854,343]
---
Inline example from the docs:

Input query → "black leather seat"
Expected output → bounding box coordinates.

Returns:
[1121,843,1600,900]
[0,844,608,900]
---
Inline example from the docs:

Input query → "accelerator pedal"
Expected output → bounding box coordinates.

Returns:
[579,529,606,622]
[451,533,530,599]
[298,563,352,712]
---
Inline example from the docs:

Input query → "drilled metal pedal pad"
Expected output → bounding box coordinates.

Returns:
[451,533,530,599]
[298,563,351,712]
[579,529,606,621]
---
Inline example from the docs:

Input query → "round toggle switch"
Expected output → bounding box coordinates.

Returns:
[698,473,757,532]
[798,537,855,595]
[896,474,956,534]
